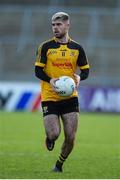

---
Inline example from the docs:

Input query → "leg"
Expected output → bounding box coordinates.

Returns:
[54,112,79,172]
[44,114,61,142]
[61,112,79,157]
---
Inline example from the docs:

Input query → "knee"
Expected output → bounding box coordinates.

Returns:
[47,129,60,141]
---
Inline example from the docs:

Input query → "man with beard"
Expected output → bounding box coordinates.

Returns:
[35,12,89,172]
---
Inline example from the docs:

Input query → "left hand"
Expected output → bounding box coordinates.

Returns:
[74,73,81,88]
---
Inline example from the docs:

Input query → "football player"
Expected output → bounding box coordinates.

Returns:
[35,12,89,172]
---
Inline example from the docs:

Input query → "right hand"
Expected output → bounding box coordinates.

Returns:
[73,73,81,89]
[50,78,59,92]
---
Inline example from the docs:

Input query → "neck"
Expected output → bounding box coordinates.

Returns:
[56,33,69,44]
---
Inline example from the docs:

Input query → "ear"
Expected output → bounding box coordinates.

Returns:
[66,19,70,28]
[68,22,70,28]
[67,22,70,29]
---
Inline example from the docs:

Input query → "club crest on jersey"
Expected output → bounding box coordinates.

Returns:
[70,51,76,57]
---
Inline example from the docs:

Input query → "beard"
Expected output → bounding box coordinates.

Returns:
[54,32,66,39]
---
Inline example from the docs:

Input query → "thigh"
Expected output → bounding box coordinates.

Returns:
[61,112,79,138]
[43,114,61,135]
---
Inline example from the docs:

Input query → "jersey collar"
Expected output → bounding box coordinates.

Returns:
[53,36,72,44]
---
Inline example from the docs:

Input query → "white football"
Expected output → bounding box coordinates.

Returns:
[55,76,75,97]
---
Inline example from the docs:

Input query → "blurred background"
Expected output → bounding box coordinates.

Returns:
[0,0,120,112]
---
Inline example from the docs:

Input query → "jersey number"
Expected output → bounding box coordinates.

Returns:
[62,52,66,56]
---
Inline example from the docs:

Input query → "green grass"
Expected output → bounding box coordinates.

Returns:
[0,112,120,179]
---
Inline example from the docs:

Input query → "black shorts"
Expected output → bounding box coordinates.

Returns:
[41,97,79,117]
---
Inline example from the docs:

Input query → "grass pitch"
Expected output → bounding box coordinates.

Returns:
[0,112,120,179]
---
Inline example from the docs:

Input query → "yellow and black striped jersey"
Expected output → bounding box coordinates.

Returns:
[35,37,89,101]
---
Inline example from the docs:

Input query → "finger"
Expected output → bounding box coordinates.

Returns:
[50,78,59,92]
[73,74,80,87]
